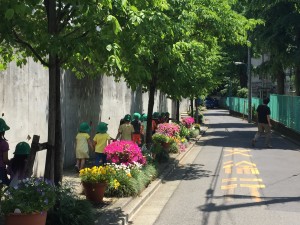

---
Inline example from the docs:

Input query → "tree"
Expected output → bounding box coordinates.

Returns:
[116,0,256,144]
[0,0,126,184]
[248,1,300,95]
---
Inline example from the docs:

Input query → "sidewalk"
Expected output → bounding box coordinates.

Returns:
[62,126,208,225]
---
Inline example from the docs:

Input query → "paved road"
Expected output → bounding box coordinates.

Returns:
[129,109,300,225]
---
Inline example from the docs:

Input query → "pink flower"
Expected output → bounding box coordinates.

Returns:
[104,140,146,165]
[156,123,180,137]
[182,116,194,128]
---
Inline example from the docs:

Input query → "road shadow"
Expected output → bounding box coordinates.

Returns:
[199,195,300,212]
[162,163,212,182]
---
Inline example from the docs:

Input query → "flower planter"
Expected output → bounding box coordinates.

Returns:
[82,182,107,203]
[5,211,47,225]
[190,129,200,138]
[161,142,171,150]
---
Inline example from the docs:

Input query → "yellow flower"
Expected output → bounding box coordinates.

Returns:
[127,173,132,178]
[113,179,120,189]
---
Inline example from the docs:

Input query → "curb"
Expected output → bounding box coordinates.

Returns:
[95,126,208,225]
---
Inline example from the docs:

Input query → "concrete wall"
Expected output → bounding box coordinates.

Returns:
[0,59,190,175]
[0,59,48,176]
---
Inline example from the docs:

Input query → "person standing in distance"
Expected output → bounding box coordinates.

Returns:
[252,97,272,148]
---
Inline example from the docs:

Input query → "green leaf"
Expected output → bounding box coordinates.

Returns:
[106,44,112,51]
[14,4,27,16]
[107,15,122,34]
[5,9,14,20]
[130,6,138,12]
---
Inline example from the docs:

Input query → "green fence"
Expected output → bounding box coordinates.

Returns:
[222,97,262,116]
[221,95,300,133]
[269,94,300,133]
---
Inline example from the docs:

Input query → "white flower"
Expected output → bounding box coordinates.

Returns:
[14,208,22,214]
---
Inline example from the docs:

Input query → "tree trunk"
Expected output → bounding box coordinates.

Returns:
[176,100,180,121]
[146,80,156,146]
[190,98,193,117]
[276,69,285,95]
[44,0,64,184]
[44,54,56,182]
[239,69,247,88]
[54,57,63,185]
[295,66,300,96]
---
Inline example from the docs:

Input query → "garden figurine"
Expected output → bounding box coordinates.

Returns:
[131,112,142,146]
[93,122,113,166]
[116,114,134,141]
[141,114,148,143]
[157,112,166,124]
[152,112,159,134]
[165,112,170,123]
[7,142,31,187]
[75,122,93,171]
[0,118,10,186]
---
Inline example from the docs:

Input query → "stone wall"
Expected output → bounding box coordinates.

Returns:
[0,59,189,175]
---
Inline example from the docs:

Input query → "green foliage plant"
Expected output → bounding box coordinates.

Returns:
[237,87,248,98]
[169,142,179,154]
[152,133,170,144]
[105,163,157,197]
[179,125,190,138]
[46,184,95,225]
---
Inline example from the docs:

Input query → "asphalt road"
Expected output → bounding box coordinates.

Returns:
[129,109,300,225]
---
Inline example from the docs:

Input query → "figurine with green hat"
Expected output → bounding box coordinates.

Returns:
[75,122,93,172]
[0,118,10,186]
[116,114,134,141]
[141,114,148,143]
[131,112,142,146]
[93,122,113,166]
[8,142,31,186]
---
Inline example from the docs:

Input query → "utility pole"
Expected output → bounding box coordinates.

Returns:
[247,46,252,123]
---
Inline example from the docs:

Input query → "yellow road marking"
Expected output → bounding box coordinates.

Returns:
[240,184,265,188]
[221,184,238,190]
[250,188,262,202]
[236,161,256,167]
[236,167,260,174]
[240,178,263,182]
[222,178,238,182]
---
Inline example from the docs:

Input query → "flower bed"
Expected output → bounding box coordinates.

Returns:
[104,140,146,165]
[182,116,195,128]
[155,123,180,137]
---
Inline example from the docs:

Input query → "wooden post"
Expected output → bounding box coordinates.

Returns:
[24,135,48,177]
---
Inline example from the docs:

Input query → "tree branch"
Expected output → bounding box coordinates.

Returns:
[13,30,49,67]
